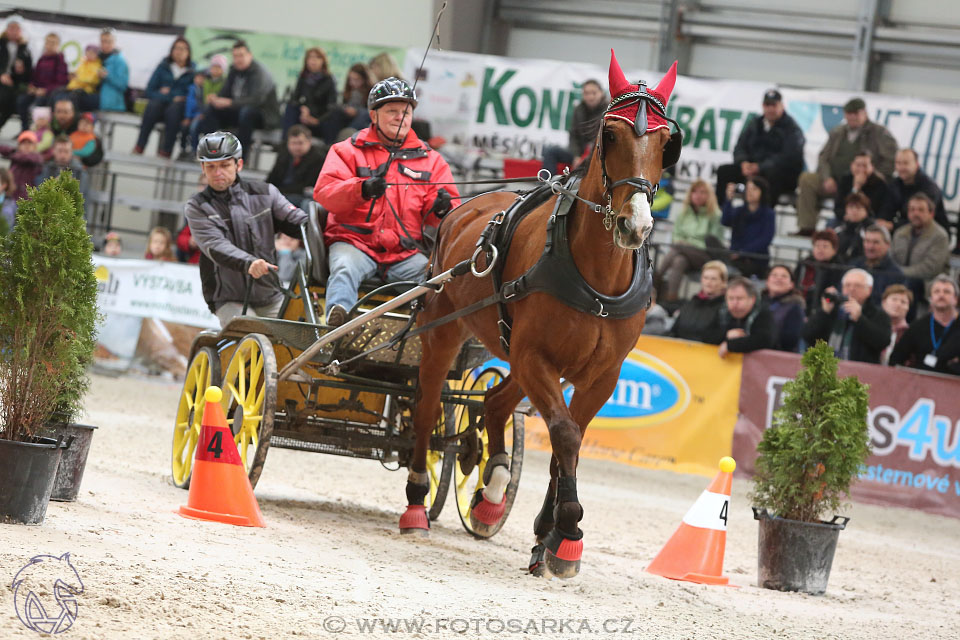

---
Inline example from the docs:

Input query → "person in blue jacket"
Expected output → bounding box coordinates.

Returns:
[721,175,776,278]
[81,28,128,113]
[134,37,195,157]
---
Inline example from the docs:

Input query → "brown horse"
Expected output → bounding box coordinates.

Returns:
[400,52,681,578]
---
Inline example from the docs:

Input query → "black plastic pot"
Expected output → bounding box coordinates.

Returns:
[43,423,97,502]
[0,436,65,524]
[754,507,849,595]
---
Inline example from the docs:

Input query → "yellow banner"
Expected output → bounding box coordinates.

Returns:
[524,336,742,476]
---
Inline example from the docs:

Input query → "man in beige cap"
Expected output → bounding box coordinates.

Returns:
[793,97,898,236]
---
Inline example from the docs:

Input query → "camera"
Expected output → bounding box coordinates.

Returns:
[735,183,746,194]
[823,290,847,306]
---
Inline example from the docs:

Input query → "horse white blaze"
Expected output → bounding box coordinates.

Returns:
[618,192,653,248]
[483,465,510,503]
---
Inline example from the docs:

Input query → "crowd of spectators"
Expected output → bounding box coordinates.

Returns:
[641,86,959,377]
[0,18,399,226]
[1,17,957,376]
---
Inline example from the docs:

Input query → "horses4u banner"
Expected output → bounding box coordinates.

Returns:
[524,336,742,477]
[733,350,960,519]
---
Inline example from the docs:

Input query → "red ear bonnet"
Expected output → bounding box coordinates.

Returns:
[604,50,677,133]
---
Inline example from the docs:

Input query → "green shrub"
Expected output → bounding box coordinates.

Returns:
[0,172,99,441]
[750,341,872,522]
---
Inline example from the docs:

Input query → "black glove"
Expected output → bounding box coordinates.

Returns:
[361,176,387,200]
[430,188,453,216]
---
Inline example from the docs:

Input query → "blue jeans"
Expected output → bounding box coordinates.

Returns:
[542,145,574,173]
[325,242,429,315]
[196,105,264,161]
[136,98,186,153]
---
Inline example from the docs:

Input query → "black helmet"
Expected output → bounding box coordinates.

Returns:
[367,77,418,111]
[196,131,242,162]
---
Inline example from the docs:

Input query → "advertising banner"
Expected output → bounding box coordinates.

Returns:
[93,256,218,329]
[185,27,406,97]
[733,350,960,519]
[407,48,960,207]
[523,336,742,477]
[4,9,184,89]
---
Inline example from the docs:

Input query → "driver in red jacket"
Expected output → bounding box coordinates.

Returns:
[313,77,460,326]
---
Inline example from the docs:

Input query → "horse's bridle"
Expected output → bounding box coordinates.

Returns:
[545,81,682,232]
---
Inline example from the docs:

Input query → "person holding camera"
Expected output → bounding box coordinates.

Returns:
[721,176,776,278]
[802,268,891,363]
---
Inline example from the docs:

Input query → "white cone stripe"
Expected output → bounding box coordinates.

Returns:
[681,490,729,531]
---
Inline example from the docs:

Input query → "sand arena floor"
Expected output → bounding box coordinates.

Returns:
[1,373,957,639]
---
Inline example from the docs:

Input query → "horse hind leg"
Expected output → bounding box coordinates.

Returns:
[468,374,524,536]
[400,323,463,536]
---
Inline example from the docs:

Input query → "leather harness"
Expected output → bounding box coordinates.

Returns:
[412,177,653,356]
[481,178,653,353]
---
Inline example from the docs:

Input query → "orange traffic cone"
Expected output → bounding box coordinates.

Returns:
[646,457,736,586]
[178,386,265,527]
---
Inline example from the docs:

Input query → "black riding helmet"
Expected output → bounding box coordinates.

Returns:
[196,131,243,162]
[367,77,418,111]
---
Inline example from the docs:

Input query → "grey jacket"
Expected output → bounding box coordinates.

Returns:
[890,222,950,284]
[219,59,281,128]
[184,178,307,312]
[816,120,898,182]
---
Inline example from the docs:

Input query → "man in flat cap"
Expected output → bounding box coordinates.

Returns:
[794,97,897,236]
[716,89,805,208]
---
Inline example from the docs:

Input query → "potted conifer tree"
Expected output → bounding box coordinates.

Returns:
[0,172,99,523]
[750,341,871,595]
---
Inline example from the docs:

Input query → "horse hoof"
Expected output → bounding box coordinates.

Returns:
[528,543,547,577]
[545,547,582,579]
[468,491,506,537]
[399,505,429,536]
[542,528,583,579]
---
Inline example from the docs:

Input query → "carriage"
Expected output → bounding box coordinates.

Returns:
[169,203,526,537]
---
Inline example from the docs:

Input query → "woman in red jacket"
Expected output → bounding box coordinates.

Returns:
[314,77,460,326]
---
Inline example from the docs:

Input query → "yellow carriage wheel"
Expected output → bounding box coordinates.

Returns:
[172,347,221,489]
[454,367,525,539]
[221,333,277,489]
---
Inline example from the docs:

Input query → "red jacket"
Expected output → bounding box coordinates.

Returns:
[313,126,460,265]
[176,224,201,264]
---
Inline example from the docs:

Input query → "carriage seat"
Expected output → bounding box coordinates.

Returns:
[299,201,418,297]
[302,200,329,286]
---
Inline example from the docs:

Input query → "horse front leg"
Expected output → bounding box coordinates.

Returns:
[529,369,621,578]
[514,370,584,578]
[468,374,524,536]
[528,455,558,575]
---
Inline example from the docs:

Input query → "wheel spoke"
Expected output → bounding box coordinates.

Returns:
[238,351,247,400]
[251,349,263,387]
[252,383,265,415]
[226,381,241,406]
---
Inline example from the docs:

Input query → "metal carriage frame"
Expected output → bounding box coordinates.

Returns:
[171,205,525,537]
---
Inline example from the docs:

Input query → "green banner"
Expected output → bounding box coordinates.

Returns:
[184,27,406,98]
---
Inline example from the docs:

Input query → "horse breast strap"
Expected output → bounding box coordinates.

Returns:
[473,178,653,354]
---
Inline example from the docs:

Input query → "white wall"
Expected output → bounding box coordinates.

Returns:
[507,27,656,71]
[687,44,851,90]
[173,0,435,50]
[20,0,153,22]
